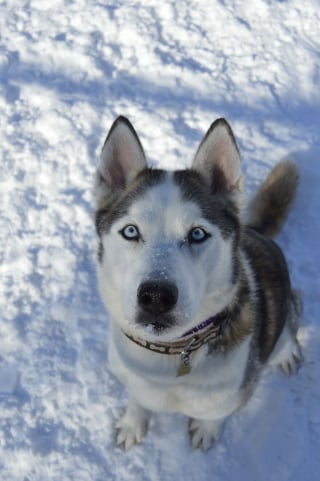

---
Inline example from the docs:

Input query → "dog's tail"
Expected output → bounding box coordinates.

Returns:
[245,161,299,238]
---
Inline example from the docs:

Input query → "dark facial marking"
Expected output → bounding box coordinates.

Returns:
[95,168,166,236]
[173,169,240,240]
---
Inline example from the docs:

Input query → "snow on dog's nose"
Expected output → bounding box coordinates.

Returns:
[137,281,179,315]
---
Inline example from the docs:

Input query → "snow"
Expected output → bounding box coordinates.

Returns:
[1,0,319,479]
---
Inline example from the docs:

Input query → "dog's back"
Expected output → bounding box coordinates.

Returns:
[241,161,301,364]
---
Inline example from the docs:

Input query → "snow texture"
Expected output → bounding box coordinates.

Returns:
[0,1,319,480]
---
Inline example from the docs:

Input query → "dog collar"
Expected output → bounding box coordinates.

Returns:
[123,311,228,377]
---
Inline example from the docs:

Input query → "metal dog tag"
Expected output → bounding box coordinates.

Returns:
[176,362,192,377]
[176,337,196,377]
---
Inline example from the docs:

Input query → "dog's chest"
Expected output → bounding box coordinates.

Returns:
[109,329,251,419]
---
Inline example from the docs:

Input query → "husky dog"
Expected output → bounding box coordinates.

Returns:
[94,116,302,451]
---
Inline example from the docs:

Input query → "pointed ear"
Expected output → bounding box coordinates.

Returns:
[95,116,147,205]
[192,118,243,202]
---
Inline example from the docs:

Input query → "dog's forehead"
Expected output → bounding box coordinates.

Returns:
[128,172,203,225]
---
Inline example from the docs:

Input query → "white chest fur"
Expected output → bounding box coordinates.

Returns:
[109,325,252,421]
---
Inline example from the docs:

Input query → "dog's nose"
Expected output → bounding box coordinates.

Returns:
[137,281,178,314]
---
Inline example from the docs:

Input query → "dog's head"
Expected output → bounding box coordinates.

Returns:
[94,116,243,341]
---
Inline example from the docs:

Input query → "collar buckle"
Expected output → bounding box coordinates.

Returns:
[180,336,197,367]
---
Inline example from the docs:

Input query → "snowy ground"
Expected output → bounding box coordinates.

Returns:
[1,1,320,480]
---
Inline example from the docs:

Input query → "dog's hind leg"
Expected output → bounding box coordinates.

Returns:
[269,291,303,375]
[268,325,303,375]
[116,395,150,450]
[188,417,226,451]
[278,332,303,376]
[278,343,303,376]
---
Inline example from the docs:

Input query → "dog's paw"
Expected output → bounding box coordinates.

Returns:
[279,342,303,376]
[115,411,148,451]
[188,418,224,451]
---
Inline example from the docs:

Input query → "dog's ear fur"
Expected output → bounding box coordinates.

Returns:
[95,116,147,205]
[192,118,243,203]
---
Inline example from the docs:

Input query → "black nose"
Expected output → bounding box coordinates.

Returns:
[137,281,179,314]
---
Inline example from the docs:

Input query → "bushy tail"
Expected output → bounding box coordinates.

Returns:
[245,161,299,238]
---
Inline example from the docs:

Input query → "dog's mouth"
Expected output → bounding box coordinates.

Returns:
[135,311,177,335]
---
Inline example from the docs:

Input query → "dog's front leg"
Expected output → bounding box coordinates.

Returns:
[115,395,150,450]
[188,417,226,451]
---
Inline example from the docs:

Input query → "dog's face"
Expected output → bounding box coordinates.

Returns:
[95,117,243,341]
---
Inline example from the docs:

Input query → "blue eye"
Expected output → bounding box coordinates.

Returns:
[188,227,210,244]
[121,224,140,241]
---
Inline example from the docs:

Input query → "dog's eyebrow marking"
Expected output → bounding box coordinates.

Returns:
[95,168,166,235]
[173,169,240,240]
